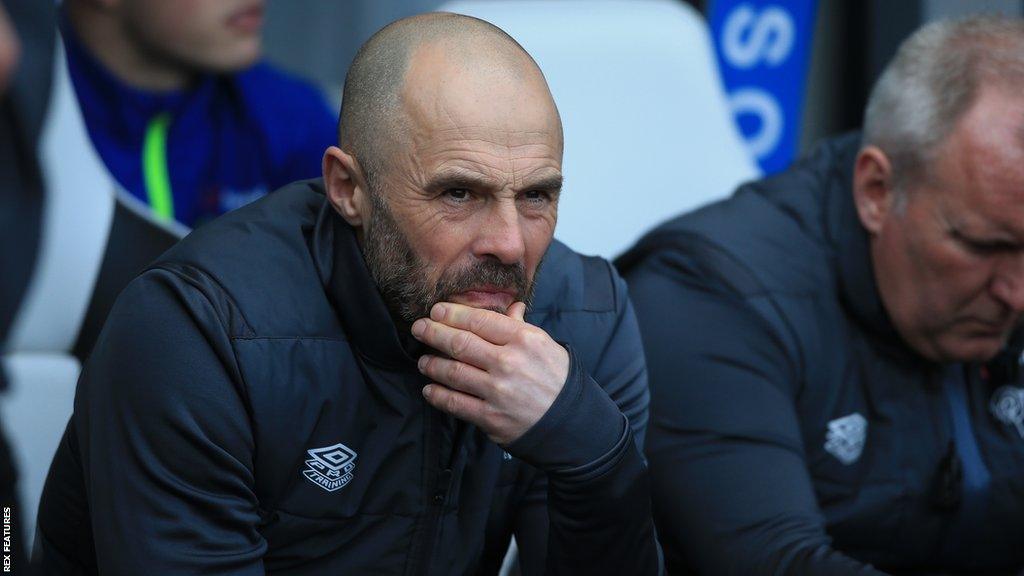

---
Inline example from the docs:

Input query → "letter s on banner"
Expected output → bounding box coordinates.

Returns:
[709,0,818,174]
[721,4,794,69]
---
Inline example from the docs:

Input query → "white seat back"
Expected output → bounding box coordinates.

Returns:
[2,38,116,545]
[8,41,114,354]
[0,355,79,535]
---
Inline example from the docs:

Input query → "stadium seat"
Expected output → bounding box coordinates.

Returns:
[1,38,185,543]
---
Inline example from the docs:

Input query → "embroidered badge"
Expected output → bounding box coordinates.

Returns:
[990,385,1024,438]
[302,443,358,492]
[824,413,867,465]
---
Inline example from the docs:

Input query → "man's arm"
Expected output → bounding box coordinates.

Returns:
[507,348,657,576]
[412,269,661,575]
[75,268,265,574]
[627,261,886,576]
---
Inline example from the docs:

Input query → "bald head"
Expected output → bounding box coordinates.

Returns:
[338,12,562,189]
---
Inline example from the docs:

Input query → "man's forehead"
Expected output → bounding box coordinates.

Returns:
[399,40,559,131]
[409,132,563,193]
[930,91,1024,239]
[417,125,561,148]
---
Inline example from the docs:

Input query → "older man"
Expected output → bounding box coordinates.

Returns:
[619,16,1024,576]
[34,13,660,576]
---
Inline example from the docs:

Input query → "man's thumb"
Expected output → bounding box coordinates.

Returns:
[507,301,527,321]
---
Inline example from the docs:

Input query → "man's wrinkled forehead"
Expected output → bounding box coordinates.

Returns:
[397,38,562,146]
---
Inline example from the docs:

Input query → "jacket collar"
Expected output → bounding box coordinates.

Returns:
[310,185,424,370]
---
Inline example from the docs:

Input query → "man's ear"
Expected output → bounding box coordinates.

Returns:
[322,146,370,227]
[852,145,896,235]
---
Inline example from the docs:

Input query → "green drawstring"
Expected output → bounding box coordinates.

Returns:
[142,112,174,221]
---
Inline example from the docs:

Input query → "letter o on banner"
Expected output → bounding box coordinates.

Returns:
[728,88,782,160]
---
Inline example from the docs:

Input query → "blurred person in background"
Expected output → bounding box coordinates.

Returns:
[619,16,1024,576]
[61,0,336,227]
[34,13,661,575]
[0,0,57,571]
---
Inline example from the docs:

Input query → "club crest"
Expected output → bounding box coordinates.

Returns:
[824,413,867,465]
[990,386,1024,439]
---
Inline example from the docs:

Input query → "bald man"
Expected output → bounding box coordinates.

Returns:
[33,14,661,575]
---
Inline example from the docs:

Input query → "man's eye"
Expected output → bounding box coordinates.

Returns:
[971,242,1013,255]
[444,188,471,201]
[522,190,551,203]
[960,236,1013,256]
[951,229,1009,256]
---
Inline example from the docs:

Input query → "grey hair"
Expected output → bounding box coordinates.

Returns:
[863,16,1024,193]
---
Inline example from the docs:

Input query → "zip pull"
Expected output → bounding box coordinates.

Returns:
[929,440,962,512]
[432,468,453,505]
[143,112,174,221]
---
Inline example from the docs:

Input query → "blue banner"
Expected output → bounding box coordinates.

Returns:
[709,0,818,174]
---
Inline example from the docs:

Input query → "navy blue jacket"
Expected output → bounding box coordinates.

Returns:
[35,180,661,575]
[619,134,1024,575]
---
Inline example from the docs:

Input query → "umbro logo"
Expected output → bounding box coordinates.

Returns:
[824,413,867,465]
[990,385,1024,438]
[302,443,358,492]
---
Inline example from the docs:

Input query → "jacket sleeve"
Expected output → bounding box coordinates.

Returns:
[507,265,662,576]
[626,258,887,576]
[74,267,265,574]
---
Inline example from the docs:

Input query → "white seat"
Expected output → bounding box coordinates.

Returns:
[2,37,113,547]
[3,36,183,546]
[438,0,760,259]
[0,355,79,535]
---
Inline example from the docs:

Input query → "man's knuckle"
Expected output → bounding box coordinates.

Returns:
[453,332,475,358]
[523,328,547,347]
[423,321,438,341]
[495,350,516,373]
[470,312,488,334]
[491,380,511,398]
[511,327,532,346]
[445,394,461,414]
[448,360,465,382]
[481,404,502,425]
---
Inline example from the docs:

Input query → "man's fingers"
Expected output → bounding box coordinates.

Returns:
[429,302,520,345]
[418,355,491,398]
[423,384,487,425]
[411,317,498,367]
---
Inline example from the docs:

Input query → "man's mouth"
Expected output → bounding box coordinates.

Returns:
[964,315,1016,337]
[449,285,517,312]
[226,3,264,33]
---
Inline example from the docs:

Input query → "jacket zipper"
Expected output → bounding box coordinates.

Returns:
[408,401,456,575]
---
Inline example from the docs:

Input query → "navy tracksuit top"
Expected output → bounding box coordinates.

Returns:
[35,180,662,575]
[619,134,1024,575]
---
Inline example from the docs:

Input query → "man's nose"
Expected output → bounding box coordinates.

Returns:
[991,253,1024,313]
[473,199,526,265]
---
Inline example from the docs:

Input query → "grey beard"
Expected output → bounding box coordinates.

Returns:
[360,193,535,324]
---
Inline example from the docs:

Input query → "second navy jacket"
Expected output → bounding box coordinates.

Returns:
[619,134,1024,576]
